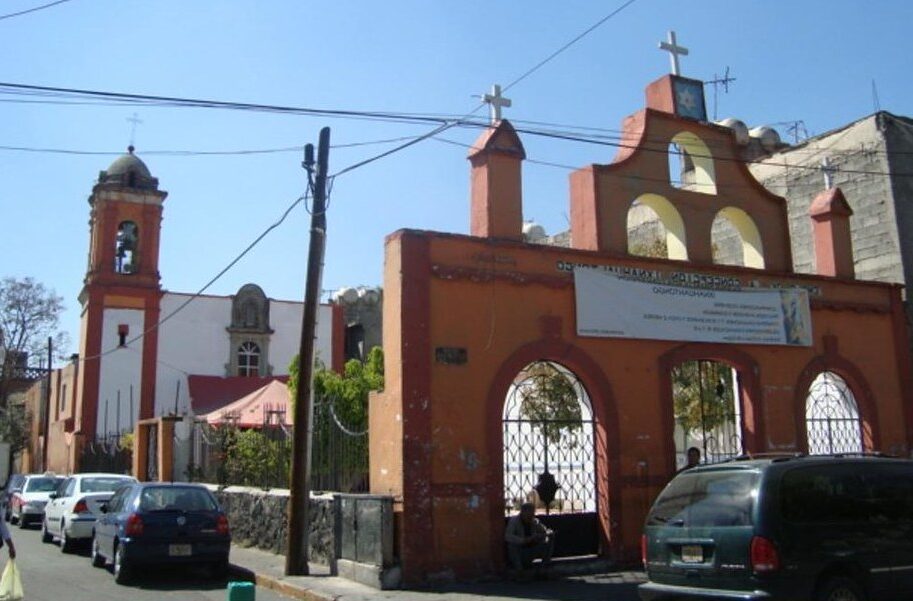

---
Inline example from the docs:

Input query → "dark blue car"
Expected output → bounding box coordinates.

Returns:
[90,482,231,584]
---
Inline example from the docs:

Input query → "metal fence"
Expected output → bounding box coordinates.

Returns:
[187,401,368,492]
[78,433,133,474]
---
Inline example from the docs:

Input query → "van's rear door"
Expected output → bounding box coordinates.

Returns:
[645,468,758,593]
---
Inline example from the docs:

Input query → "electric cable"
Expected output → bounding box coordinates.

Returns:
[0,0,73,21]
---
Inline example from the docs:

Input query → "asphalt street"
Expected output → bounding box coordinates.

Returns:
[5,521,293,601]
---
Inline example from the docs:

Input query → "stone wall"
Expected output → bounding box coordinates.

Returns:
[209,485,336,565]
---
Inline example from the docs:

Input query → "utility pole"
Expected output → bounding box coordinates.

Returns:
[42,336,52,471]
[286,126,331,576]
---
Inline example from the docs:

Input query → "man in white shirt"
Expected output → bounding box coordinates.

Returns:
[504,502,553,577]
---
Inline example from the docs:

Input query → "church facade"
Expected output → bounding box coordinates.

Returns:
[39,150,343,474]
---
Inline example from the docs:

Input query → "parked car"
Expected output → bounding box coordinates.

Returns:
[639,455,913,601]
[91,482,231,584]
[42,473,137,552]
[3,474,25,522]
[9,473,65,528]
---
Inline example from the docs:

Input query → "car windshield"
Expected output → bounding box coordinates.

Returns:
[139,487,217,512]
[25,477,61,493]
[647,470,759,527]
[82,477,132,493]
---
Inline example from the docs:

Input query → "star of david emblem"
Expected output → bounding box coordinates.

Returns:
[677,88,696,111]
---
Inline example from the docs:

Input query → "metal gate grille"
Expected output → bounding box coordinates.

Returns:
[673,360,743,466]
[806,371,862,455]
[502,361,598,557]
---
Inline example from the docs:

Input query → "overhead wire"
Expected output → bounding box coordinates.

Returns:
[0,0,73,21]
[79,189,310,365]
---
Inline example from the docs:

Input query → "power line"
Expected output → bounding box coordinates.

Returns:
[502,0,640,93]
[0,0,73,21]
[79,190,309,365]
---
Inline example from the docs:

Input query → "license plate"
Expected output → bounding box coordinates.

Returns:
[169,544,192,557]
[681,545,703,563]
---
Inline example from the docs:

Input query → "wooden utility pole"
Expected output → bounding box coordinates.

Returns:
[286,126,330,576]
[42,336,52,471]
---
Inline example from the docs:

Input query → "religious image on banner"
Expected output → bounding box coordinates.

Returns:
[574,267,812,347]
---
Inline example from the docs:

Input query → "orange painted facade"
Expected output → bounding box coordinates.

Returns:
[369,76,913,583]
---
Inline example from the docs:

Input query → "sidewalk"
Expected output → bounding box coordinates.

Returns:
[228,544,646,601]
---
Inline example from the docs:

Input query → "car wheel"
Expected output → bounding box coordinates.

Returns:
[60,524,73,553]
[91,536,105,568]
[113,543,132,585]
[815,577,866,601]
[40,519,53,543]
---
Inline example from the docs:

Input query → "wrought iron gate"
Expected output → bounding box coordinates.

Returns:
[503,361,598,558]
[672,360,743,465]
[806,371,862,454]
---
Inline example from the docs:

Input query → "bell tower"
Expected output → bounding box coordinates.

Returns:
[75,147,168,442]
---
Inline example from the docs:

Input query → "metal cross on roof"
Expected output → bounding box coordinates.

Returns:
[127,112,143,147]
[658,30,689,76]
[482,84,512,124]
[822,157,837,189]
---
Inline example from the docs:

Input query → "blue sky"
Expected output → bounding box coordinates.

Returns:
[2,0,912,361]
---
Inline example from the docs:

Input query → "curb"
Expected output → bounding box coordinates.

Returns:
[228,563,333,601]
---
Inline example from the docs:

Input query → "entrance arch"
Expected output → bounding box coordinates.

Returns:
[484,337,619,563]
[502,361,596,556]
[659,344,763,473]
[805,371,862,454]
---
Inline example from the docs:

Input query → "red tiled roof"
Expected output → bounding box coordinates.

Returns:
[187,375,289,415]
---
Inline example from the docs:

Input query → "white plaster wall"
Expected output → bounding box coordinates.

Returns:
[152,293,334,417]
[154,293,231,416]
[97,308,145,436]
[269,301,333,372]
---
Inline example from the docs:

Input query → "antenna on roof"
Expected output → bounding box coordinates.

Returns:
[872,79,881,113]
[705,67,736,121]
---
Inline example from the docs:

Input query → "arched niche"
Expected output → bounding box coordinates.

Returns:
[669,131,717,195]
[628,193,688,260]
[713,207,764,269]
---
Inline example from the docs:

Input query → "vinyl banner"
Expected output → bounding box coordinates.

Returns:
[574,268,812,346]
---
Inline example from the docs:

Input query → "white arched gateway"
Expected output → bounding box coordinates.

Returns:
[805,371,862,454]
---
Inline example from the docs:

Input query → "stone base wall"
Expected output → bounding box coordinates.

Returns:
[209,485,335,565]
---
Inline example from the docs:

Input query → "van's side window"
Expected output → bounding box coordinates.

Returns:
[782,466,913,524]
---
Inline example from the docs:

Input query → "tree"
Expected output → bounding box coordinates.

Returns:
[288,346,384,429]
[517,362,583,444]
[0,277,68,406]
[672,360,734,440]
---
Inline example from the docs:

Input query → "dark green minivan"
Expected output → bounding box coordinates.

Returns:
[639,456,913,601]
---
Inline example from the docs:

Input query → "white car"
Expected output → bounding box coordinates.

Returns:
[9,474,64,528]
[41,473,137,552]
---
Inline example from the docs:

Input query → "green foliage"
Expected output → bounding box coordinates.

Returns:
[220,428,289,489]
[518,362,582,444]
[289,346,384,430]
[672,361,734,437]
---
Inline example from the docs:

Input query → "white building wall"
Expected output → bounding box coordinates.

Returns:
[152,292,334,418]
[154,293,231,416]
[269,301,334,371]
[97,308,145,436]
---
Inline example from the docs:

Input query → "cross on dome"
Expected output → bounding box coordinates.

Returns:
[482,84,512,124]
[658,30,689,76]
